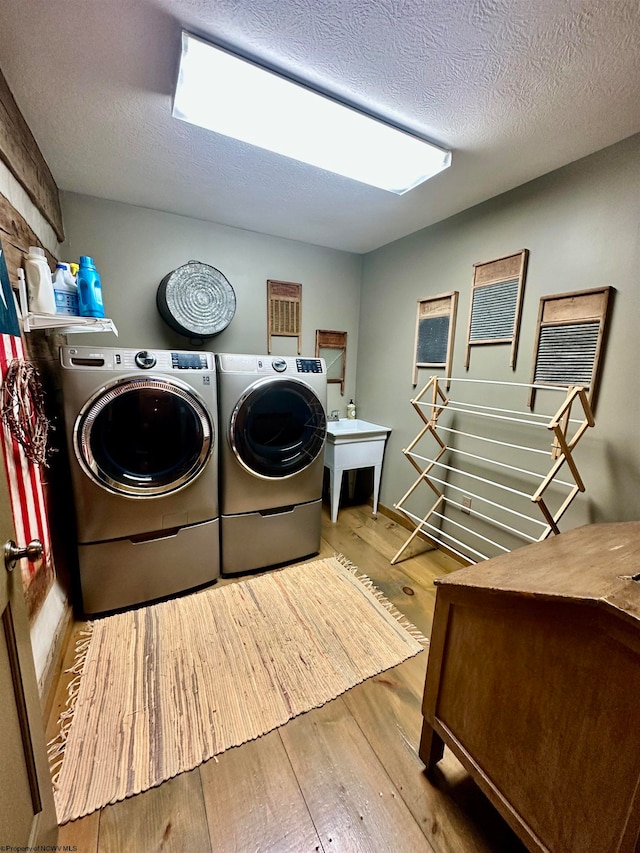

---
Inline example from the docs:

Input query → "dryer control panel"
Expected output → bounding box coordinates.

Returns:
[217,354,327,374]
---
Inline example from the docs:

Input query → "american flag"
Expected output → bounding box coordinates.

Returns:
[0,241,54,620]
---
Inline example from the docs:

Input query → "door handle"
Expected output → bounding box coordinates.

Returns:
[4,539,43,572]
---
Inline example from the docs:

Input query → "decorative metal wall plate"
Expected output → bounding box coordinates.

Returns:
[528,286,612,410]
[413,291,458,387]
[464,249,529,369]
[267,279,302,353]
[157,260,236,338]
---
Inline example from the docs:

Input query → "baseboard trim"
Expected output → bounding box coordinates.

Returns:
[377,503,470,567]
[377,502,433,539]
[40,601,73,725]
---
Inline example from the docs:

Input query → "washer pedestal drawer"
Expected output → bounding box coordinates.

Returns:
[77,518,220,615]
[221,499,321,576]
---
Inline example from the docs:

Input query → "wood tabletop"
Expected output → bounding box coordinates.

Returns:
[433,521,640,613]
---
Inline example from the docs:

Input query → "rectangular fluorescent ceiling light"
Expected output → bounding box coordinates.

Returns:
[173,32,451,194]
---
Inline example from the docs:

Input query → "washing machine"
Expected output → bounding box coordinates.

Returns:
[216,353,327,575]
[59,345,220,614]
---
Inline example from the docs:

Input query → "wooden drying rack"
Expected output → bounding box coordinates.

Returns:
[391,376,595,566]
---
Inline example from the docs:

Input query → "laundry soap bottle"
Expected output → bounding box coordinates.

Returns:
[24,246,56,314]
[52,263,79,316]
[77,256,105,318]
[347,399,356,419]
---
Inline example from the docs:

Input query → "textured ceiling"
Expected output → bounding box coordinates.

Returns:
[0,0,639,253]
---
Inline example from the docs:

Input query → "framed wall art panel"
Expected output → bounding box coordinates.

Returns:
[267,279,302,353]
[412,291,458,386]
[528,286,612,410]
[315,329,347,394]
[464,249,529,369]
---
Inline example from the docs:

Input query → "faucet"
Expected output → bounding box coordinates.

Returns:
[329,410,341,421]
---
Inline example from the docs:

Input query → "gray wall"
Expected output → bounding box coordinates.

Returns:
[61,194,362,417]
[61,135,640,560]
[357,134,640,555]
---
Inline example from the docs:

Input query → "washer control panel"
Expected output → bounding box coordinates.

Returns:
[135,350,157,369]
[296,358,323,374]
[171,352,210,370]
[61,346,214,372]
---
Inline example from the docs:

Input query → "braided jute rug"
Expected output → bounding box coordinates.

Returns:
[49,555,427,824]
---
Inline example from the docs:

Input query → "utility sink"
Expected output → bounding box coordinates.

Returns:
[324,419,391,522]
[326,419,391,441]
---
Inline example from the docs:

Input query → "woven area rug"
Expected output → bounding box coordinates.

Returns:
[49,555,427,824]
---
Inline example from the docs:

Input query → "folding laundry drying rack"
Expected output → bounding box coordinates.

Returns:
[391,376,595,565]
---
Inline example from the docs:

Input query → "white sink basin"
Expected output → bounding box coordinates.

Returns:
[324,419,392,522]
[326,419,391,441]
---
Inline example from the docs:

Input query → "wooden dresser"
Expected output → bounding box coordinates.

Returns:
[420,521,640,853]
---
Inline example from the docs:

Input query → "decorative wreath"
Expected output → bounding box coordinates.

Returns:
[1,359,51,466]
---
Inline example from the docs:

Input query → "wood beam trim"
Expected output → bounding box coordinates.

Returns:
[0,70,64,242]
[0,192,58,288]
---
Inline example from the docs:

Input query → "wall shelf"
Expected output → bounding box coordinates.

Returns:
[22,313,118,335]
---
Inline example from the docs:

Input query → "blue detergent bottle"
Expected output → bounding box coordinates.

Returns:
[77,256,105,318]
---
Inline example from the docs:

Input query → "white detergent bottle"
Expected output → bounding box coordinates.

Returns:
[24,246,55,314]
[52,263,80,316]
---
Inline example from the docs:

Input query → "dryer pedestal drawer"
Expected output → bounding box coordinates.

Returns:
[221,499,322,575]
[78,518,220,615]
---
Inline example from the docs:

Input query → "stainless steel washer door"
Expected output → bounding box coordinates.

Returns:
[230,377,326,479]
[74,376,213,497]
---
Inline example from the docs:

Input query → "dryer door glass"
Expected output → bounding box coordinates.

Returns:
[231,378,326,478]
[75,378,213,497]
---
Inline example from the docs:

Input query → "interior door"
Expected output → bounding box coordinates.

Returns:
[0,445,58,845]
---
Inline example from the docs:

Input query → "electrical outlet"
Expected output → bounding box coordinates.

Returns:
[461,495,472,515]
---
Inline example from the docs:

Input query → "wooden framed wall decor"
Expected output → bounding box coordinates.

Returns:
[464,249,529,369]
[412,291,458,387]
[267,279,302,353]
[315,330,347,394]
[528,286,612,410]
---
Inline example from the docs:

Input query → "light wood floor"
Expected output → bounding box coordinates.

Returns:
[47,503,526,853]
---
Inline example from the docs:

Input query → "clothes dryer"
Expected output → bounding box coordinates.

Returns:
[59,345,220,614]
[216,353,327,575]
